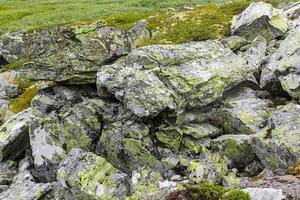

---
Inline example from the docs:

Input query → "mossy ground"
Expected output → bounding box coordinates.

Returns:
[0,0,294,44]
[166,183,250,200]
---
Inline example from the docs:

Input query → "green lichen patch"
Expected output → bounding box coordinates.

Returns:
[2,58,31,71]
[9,83,38,113]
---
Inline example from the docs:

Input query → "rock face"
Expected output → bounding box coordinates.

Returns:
[0,22,149,84]
[0,108,31,161]
[231,2,288,41]
[97,41,252,117]
[1,2,300,199]
[58,148,130,199]
[260,27,300,100]
[251,103,300,174]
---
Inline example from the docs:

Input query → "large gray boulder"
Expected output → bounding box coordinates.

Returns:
[0,22,149,84]
[260,27,300,100]
[57,148,130,199]
[251,103,300,174]
[218,87,273,135]
[243,188,285,200]
[0,108,31,162]
[97,41,252,117]
[231,2,288,41]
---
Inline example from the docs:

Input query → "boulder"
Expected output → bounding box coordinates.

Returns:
[260,27,300,101]
[231,2,288,41]
[212,134,255,169]
[97,41,252,117]
[242,188,285,200]
[283,2,300,19]
[30,85,102,181]
[217,87,273,135]
[0,170,53,200]
[0,108,31,161]
[222,36,248,51]
[188,148,228,184]
[57,148,130,199]
[0,22,149,84]
[251,103,300,174]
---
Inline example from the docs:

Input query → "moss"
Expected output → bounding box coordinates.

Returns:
[287,163,300,175]
[9,84,38,113]
[2,58,31,71]
[223,189,250,200]
[186,183,227,200]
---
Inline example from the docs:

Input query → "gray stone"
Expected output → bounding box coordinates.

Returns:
[222,36,248,51]
[0,108,31,161]
[97,41,252,117]
[250,103,300,174]
[218,87,273,135]
[283,2,300,19]
[243,188,285,200]
[231,2,288,41]
[260,27,300,101]
[57,148,130,199]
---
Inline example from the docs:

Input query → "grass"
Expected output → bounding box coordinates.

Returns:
[0,0,295,45]
[0,0,225,36]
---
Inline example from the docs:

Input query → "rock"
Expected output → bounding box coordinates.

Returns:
[222,172,250,188]
[241,174,300,199]
[0,170,53,200]
[0,22,149,84]
[243,160,264,177]
[283,2,300,19]
[250,103,300,174]
[0,108,31,162]
[242,188,285,200]
[217,87,273,135]
[260,27,300,101]
[0,32,25,63]
[212,134,255,169]
[57,148,130,199]
[222,36,248,51]
[30,85,102,181]
[231,2,288,41]
[188,148,228,184]
[0,161,17,188]
[97,41,252,117]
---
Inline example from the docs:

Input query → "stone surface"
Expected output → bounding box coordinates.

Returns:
[260,27,300,101]
[0,170,53,200]
[97,41,252,117]
[218,87,273,135]
[243,188,285,200]
[57,148,130,199]
[222,36,248,51]
[0,108,31,161]
[251,103,300,174]
[231,2,288,41]
[283,2,300,19]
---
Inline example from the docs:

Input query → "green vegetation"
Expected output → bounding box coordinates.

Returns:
[167,183,251,200]
[223,189,251,200]
[287,163,300,176]
[0,0,294,45]
[3,58,31,71]
[9,83,38,113]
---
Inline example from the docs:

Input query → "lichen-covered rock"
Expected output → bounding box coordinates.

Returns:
[242,188,285,200]
[231,2,288,41]
[260,27,300,100]
[188,148,228,184]
[251,103,300,174]
[0,108,31,162]
[97,120,161,174]
[57,148,130,200]
[218,87,273,135]
[283,2,300,19]
[0,32,25,63]
[212,134,255,169]
[97,41,252,117]
[30,85,102,181]
[0,22,149,84]
[0,161,17,191]
[0,170,53,200]
[222,36,248,51]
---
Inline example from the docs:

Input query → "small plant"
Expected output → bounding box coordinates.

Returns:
[287,163,300,176]
[187,183,227,200]
[222,189,251,200]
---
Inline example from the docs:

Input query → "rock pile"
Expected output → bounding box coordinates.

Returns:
[0,2,299,200]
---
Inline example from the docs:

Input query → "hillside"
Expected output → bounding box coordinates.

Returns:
[0,0,300,200]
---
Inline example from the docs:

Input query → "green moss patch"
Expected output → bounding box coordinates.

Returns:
[2,58,31,71]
